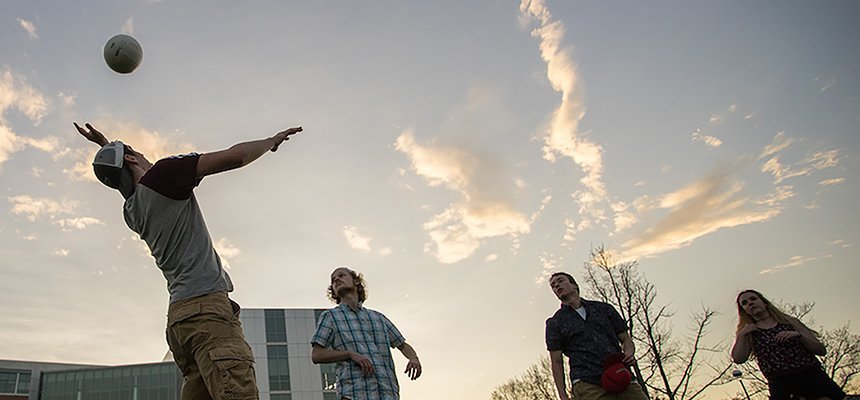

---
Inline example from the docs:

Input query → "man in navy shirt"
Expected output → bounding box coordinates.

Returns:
[76,122,302,400]
[545,272,647,400]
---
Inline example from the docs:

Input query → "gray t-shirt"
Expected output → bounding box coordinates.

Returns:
[122,153,233,303]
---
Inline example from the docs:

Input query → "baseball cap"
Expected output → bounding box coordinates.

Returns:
[93,141,136,199]
[600,353,632,393]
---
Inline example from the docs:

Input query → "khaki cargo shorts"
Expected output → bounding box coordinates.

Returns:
[167,291,258,400]
[571,380,648,400]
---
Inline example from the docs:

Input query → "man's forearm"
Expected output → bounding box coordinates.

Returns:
[398,342,420,362]
[196,137,278,177]
[551,363,568,400]
[229,137,278,167]
[311,346,352,364]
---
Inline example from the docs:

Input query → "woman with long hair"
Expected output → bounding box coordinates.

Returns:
[731,289,845,400]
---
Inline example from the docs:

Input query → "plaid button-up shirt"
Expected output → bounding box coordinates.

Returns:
[312,303,406,400]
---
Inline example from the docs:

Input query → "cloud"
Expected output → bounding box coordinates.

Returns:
[692,130,723,148]
[758,131,840,184]
[17,18,38,39]
[0,126,28,167]
[755,185,795,208]
[55,217,105,231]
[829,239,851,248]
[815,76,837,92]
[213,238,240,269]
[8,195,77,221]
[58,92,76,108]
[534,253,561,285]
[611,201,637,233]
[818,178,844,187]
[122,18,135,35]
[760,254,830,275]
[421,207,481,264]
[0,70,48,122]
[395,132,531,263]
[343,226,372,252]
[621,161,783,259]
[761,149,840,184]
[0,70,51,168]
[758,131,793,160]
[520,0,607,232]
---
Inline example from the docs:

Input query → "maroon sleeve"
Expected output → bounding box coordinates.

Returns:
[139,153,202,200]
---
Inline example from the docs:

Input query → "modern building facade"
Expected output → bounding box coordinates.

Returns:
[1,308,338,400]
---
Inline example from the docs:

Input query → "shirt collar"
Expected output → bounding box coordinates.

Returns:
[338,302,364,312]
[561,298,589,310]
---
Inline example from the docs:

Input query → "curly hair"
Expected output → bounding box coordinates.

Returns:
[327,267,368,304]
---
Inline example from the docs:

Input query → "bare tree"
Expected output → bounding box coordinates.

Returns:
[491,356,559,400]
[821,323,860,392]
[582,245,733,400]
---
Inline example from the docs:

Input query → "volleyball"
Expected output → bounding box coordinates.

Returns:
[103,34,143,74]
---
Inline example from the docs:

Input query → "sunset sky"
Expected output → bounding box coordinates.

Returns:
[2,1,858,398]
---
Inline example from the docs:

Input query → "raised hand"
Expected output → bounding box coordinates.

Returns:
[270,126,303,152]
[74,122,109,147]
[774,330,801,342]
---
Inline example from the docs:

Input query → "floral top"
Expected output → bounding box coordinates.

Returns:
[751,322,822,378]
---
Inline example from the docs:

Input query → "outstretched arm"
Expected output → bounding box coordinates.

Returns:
[196,127,303,178]
[74,122,109,147]
[396,342,422,380]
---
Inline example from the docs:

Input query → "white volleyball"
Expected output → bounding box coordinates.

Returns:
[104,34,143,74]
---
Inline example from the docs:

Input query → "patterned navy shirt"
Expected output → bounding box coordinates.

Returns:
[545,299,628,385]
[312,303,406,400]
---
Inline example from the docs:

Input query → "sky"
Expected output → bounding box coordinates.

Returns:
[1,1,859,398]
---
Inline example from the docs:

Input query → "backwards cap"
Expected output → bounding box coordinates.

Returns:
[93,141,136,199]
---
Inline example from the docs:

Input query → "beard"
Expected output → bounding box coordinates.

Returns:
[336,285,356,299]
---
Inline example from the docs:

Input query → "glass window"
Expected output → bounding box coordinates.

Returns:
[323,392,339,400]
[18,372,31,394]
[320,363,337,391]
[267,344,291,391]
[265,309,288,342]
[0,371,18,394]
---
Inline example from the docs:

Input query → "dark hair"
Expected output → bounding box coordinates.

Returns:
[550,272,577,286]
[327,267,367,304]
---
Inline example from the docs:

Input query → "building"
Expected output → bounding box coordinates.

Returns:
[1,308,337,400]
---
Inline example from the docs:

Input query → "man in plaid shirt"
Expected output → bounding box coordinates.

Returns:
[311,267,422,400]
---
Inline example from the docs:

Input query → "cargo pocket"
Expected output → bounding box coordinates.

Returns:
[209,344,258,400]
[168,303,203,327]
